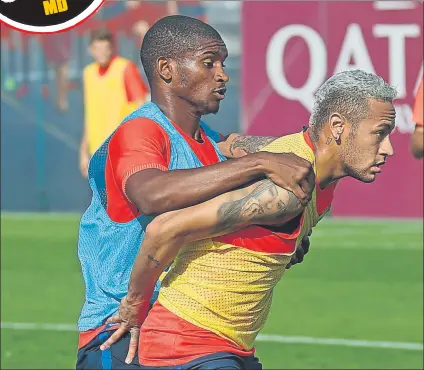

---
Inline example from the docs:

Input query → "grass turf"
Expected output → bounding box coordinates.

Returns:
[1,214,422,369]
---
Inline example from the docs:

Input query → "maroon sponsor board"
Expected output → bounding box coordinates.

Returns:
[242,1,423,217]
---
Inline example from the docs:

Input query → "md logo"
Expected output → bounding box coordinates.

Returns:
[0,0,104,33]
[43,0,68,15]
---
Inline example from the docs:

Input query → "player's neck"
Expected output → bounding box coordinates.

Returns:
[98,55,115,69]
[314,139,347,189]
[152,93,202,139]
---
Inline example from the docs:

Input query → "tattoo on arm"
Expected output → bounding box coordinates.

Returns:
[147,255,160,268]
[130,329,139,339]
[215,180,300,234]
[229,136,277,156]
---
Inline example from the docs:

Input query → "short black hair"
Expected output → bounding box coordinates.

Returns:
[140,15,224,85]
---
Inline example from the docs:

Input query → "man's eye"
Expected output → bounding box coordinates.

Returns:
[203,61,213,68]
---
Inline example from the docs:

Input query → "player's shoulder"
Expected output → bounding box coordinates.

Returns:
[83,62,98,75]
[112,117,169,143]
[115,56,134,68]
[260,131,306,152]
[261,131,315,164]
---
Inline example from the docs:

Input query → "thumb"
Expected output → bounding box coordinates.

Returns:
[105,315,121,325]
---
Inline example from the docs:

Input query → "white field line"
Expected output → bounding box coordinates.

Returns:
[312,227,423,236]
[1,322,422,351]
[310,242,422,250]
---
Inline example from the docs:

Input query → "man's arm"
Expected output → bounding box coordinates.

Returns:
[410,124,424,159]
[109,116,313,217]
[79,69,90,178]
[127,178,306,303]
[79,129,90,178]
[218,133,277,158]
[100,177,312,358]
[411,80,423,159]
[126,151,314,216]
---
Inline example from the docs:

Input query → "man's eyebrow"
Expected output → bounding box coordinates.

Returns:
[199,46,228,57]
[201,50,218,55]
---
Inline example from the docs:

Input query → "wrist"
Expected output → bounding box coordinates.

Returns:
[126,293,149,306]
[127,283,155,305]
[247,152,269,175]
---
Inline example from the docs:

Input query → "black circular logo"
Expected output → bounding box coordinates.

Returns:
[0,0,104,33]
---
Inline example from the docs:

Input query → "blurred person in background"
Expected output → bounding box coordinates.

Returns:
[41,32,73,112]
[104,70,397,369]
[127,0,207,47]
[76,15,314,369]
[128,1,178,44]
[177,0,207,22]
[79,28,149,178]
[410,79,423,159]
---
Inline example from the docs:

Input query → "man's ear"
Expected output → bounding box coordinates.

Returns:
[157,57,172,82]
[329,113,345,142]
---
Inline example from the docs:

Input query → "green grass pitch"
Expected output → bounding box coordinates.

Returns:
[1,213,423,369]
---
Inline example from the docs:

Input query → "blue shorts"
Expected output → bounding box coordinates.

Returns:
[139,352,262,370]
[76,328,139,370]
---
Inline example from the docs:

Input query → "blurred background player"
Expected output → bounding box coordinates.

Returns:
[104,70,396,369]
[41,33,73,112]
[128,1,205,50]
[410,79,423,159]
[79,28,150,178]
[178,0,207,22]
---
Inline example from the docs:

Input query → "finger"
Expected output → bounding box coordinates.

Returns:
[300,166,316,189]
[105,315,121,325]
[235,148,249,157]
[100,326,128,351]
[289,184,308,207]
[289,255,299,266]
[307,170,316,194]
[308,229,312,236]
[296,246,305,263]
[289,154,311,169]
[299,177,314,200]
[301,236,310,254]
[125,328,140,364]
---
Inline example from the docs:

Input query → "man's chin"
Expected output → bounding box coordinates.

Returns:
[207,103,220,115]
[202,98,221,114]
[350,171,376,183]
[359,174,376,183]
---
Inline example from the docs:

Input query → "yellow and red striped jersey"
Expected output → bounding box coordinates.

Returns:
[157,130,337,351]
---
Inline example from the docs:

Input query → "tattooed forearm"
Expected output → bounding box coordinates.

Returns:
[215,179,301,234]
[229,136,277,156]
[147,254,160,268]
